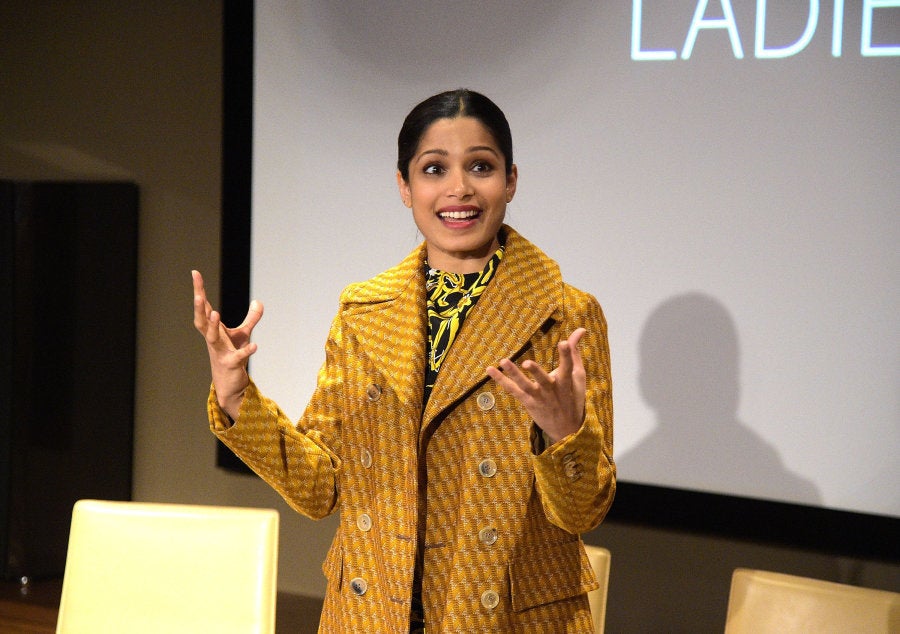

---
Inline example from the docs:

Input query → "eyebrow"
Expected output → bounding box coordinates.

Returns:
[415,145,501,161]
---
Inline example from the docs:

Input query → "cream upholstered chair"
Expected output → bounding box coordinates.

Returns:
[724,568,900,634]
[56,499,279,634]
[584,544,611,634]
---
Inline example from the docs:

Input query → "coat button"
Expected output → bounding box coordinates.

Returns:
[478,526,498,545]
[360,448,373,468]
[350,577,368,596]
[481,589,500,609]
[357,513,372,532]
[366,384,382,401]
[476,391,495,411]
[478,459,497,478]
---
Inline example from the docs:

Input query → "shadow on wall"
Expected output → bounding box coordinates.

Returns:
[616,291,820,505]
[592,293,836,632]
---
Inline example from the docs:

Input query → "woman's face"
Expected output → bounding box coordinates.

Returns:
[397,116,517,274]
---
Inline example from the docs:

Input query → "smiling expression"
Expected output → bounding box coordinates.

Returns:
[397,116,517,274]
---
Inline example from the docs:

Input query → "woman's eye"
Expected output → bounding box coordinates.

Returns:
[471,161,494,174]
[423,164,444,175]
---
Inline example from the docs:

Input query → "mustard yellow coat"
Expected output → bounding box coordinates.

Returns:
[209,226,615,633]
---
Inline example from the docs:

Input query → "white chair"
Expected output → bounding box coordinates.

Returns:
[724,568,900,634]
[56,499,279,634]
[584,544,611,634]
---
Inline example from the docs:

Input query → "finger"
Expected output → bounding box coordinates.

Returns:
[556,339,574,381]
[487,362,529,398]
[230,340,258,364]
[236,300,265,332]
[560,328,587,373]
[567,327,587,351]
[192,270,215,330]
[204,310,228,346]
[567,328,587,378]
[497,358,542,393]
[521,359,554,390]
[193,293,207,331]
[191,270,213,313]
[194,296,216,335]
[191,269,205,299]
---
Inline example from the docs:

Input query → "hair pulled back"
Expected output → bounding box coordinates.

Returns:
[397,89,513,182]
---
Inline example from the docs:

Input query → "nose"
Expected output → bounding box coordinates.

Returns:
[448,168,473,198]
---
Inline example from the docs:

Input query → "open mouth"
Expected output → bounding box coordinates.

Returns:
[438,208,481,221]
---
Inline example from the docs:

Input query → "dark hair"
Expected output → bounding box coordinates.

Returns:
[397,89,514,182]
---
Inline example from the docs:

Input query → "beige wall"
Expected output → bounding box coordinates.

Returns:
[2,3,896,632]
[0,0,334,600]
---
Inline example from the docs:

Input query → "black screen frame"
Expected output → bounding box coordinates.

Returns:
[219,0,899,563]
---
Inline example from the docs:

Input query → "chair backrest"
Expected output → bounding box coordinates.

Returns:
[56,499,279,634]
[724,568,900,634]
[584,544,611,634]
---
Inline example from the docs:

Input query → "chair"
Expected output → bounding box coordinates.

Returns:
[724,568,900,634]
[584,544,611,634]
[56,499,279,634]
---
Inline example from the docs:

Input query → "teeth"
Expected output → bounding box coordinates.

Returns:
[440,210,479,219]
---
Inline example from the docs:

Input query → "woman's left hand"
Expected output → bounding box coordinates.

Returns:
[486,328,587,445]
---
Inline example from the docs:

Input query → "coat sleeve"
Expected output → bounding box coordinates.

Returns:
[531,288,616,534]
[208,313,346,521]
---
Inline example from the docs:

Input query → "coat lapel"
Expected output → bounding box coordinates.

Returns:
[422,227,565,426]
[341,245,428,421]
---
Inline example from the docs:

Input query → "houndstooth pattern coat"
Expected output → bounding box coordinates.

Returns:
[209,226,615,633]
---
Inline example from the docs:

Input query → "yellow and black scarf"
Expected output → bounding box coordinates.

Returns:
[423,245,504,404]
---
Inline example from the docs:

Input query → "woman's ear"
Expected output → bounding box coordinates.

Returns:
[506,164,518,203]
[396,170,412,208]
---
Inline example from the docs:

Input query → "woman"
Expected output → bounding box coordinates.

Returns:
[193,89,615,633]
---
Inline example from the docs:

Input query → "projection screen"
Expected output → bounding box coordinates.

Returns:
[222,0,899,555]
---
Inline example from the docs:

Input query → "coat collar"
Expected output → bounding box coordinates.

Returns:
[339,225,565,425]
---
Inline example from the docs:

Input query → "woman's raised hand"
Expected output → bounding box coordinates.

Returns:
[486,328,587,445]
[192,270,263,420]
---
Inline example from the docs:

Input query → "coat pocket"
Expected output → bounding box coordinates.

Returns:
[508,539,597,612]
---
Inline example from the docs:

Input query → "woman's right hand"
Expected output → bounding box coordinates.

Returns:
[192,270,263,421]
